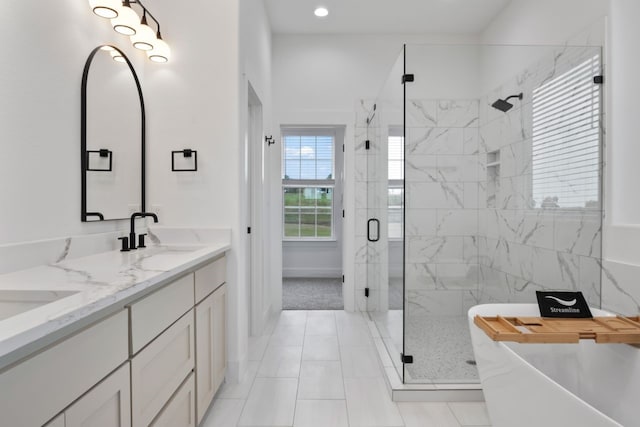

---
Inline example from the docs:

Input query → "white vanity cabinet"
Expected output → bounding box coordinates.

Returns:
[0,310,128,427]
[0,253,227,427]
[129,253,227,426]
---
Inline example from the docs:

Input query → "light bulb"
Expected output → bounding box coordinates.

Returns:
[147,37,170,63]
[131,22,155,51]
[314,7,329,17]
[88,0,120,19]
[111,5,140,36]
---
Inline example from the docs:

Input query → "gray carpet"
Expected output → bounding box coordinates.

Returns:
[283,278,343,310]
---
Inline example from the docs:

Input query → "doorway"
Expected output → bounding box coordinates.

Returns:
[281,126,345,310]
[247,82,270,335]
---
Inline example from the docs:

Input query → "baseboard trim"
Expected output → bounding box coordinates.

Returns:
[283,268,342,278]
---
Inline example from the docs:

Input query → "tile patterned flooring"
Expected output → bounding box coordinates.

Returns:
[201,310,492,427]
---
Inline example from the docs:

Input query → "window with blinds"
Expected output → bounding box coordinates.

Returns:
[388,130,404,239]
[282,131,335,239]
[532,55,601,209]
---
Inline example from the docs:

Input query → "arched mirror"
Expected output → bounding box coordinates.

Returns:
[81,45,145,221]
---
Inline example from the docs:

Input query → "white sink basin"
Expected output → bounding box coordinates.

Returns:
[0,290,79,321]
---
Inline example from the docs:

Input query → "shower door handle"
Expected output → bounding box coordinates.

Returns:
[367,218,380,242]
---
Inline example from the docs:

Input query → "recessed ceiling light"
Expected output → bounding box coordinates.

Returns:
[314,7,329,18]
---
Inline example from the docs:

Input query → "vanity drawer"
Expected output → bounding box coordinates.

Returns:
[129,273,194,354]
[194,256,226,303]
[150,373,196,427]
[0,310,128,427]
[131,309,195,427]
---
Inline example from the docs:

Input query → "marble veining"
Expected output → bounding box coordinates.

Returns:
[0,227,230,368]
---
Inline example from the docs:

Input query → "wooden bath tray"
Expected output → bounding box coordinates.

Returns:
[474,315,640,344]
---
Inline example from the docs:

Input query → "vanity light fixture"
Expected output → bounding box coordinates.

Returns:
[89,0,121,19]
[130,13,156,51]
[111,1,139,35]
[314,7,329,17]
[88,0,170,63]
[147,35,171,63]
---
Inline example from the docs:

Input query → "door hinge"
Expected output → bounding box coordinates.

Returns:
[364,287,369,298]
[401,353,414,364]
[402,74,414,84]
[342,275,344,283]
[247,227,251,234]
[365,140,370,150]
[265,135,275,145]
[593,75,604,84]
[342,209,345,218]
[342,143,345,152]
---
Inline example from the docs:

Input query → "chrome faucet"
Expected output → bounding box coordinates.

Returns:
[129,212,158,250]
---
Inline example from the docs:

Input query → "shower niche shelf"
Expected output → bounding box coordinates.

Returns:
[474,315,640,344]
[486,150,500,208]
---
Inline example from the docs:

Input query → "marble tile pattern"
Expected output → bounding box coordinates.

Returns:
[0,227,231,368]
[475,46,604,308]
[404,99,481,317]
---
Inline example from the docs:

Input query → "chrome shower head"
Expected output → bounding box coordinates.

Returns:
[491,93,523,113]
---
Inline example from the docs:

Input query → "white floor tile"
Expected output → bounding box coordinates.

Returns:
[201,399,245,427]
[217,361,259,399]
[248,335,270,361]
[305,314,337,336]
[302,335,340,361]
[337,320,374,347]
[341,345,383,378]
[448,402,491,426]
[344,377,404,427]
[398,402,461,427]
[269,330,305,346]
[298,361,344,400]
[257,346,302,378]
[238,378,298,426]
[294,400,349,427]
[278,310,308,326]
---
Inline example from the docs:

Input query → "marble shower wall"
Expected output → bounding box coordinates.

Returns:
[404,100,481,318]
[474,46,603,308]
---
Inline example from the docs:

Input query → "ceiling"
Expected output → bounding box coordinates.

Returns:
[264,0,512,35]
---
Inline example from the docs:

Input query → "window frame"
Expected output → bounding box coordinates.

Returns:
[281,128,337,241]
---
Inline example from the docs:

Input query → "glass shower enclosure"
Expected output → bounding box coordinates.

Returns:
[363,43,604,385]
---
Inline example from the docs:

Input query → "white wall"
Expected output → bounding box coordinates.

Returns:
[144,0,273,380]
[0,0,272,383]
[0,0,146,244]
[605,0,640,261]
[481,0,609,45]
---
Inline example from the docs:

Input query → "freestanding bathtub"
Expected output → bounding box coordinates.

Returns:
[469,304,640,427]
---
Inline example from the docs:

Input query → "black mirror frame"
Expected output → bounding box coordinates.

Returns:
[81,44,146,222]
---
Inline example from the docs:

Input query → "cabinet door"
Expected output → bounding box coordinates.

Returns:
[150,373,196,427]
[195,284,227,424]
[131,310,195,427]
[212,284,227,392]
[0,310,128,427]
[65,362,131,427]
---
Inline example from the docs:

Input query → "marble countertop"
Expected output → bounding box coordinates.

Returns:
[0,230,230,370]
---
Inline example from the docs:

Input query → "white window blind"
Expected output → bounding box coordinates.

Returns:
[532,55,601,209]
[388,130,404,239]
[388,135,404,180]
[283,135,334,180]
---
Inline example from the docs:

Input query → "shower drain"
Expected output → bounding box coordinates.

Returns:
[466,360,477,366]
